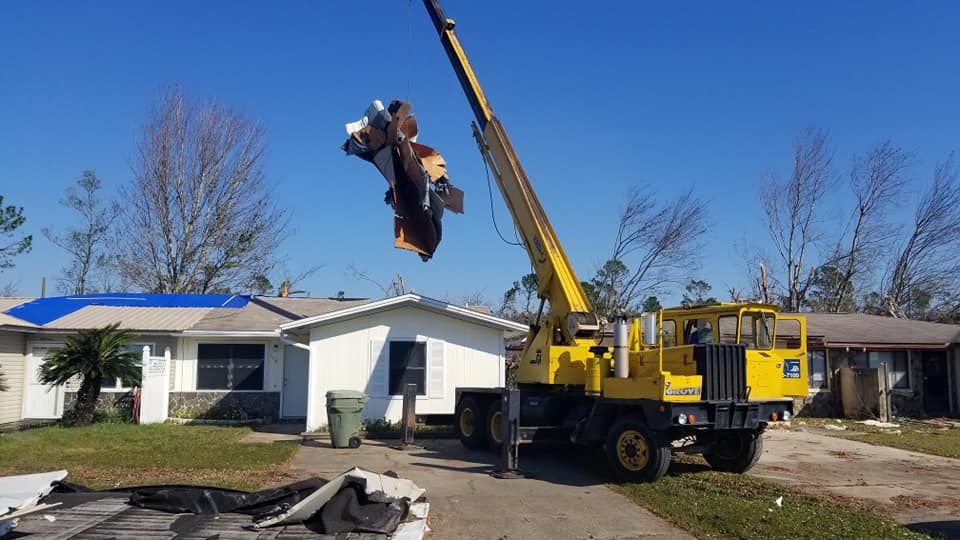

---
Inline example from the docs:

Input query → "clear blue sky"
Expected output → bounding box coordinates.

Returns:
[1,1,958,306]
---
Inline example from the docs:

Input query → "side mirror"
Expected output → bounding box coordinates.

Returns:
[641,312,659,347]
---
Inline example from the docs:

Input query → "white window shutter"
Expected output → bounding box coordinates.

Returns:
[428,339,444,399]
[369,339,388,397]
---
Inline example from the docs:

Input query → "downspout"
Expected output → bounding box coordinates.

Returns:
[277,331,310,351]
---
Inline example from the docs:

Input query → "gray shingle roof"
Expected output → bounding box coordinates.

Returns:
[794,312,960,347]
[186,297,372,333]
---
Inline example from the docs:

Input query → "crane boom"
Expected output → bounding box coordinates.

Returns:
[421,0,599,356]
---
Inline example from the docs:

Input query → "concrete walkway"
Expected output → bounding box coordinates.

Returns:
[756,428,960,535]
[290,439,692,540]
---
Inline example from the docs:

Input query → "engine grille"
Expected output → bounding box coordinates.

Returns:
[693,344,748,401]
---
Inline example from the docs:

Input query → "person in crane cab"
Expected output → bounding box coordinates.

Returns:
[687,319,715,344]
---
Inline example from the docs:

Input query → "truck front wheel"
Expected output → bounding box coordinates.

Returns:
[604,417,671,483]
[703,430,763,473]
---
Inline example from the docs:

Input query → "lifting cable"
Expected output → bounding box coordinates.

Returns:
[482,154,524,247]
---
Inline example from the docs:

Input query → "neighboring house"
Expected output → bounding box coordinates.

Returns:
[796,312,960,418]
[0,293,524,429]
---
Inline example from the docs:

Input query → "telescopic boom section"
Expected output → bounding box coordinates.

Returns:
[422,0,598,342]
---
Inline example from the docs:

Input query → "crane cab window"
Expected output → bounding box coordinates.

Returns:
[662,319,677,347]
[740,312,774,349]
[718,315,738,344]
[775,318,802,350]
[684,318,715,344]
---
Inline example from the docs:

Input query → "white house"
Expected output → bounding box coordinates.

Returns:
[0,293,524,430]
[279,294,527,431]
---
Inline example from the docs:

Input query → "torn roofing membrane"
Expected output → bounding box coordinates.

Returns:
[3,293,249,326]
[343,99,464,261]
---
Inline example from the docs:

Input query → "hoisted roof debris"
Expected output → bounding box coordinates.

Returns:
[4,468,428,538]
[343,99,464,261]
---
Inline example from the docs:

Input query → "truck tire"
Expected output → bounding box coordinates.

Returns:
[485,399,504,451]
[456,395,486,449]
[704,430,763,473]
[604,416,671,483]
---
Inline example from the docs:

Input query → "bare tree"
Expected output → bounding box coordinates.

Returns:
[275,265,323,297]
[883,156,960,318]
[43,170,119,294]
[347,264,408,298]
[820,141,910,311]
[759,127,832,311]
[115,87,287,293]
[598,187,708,315]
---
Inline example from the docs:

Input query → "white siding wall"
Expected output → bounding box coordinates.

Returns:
[27,334,179,394]
[0,330,26,425]
[305,305,506,430]
[172,337,283,393]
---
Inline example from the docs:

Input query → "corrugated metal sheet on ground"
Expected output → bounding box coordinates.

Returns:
[43,306,213,331]
[13,495,385,538]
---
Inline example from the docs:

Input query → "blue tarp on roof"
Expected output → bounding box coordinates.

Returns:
[3,293,249,326]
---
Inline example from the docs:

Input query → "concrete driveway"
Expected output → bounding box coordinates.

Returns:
[755,428,960,536]
[290,438,691,540]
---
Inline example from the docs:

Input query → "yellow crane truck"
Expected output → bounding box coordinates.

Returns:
[422,0,809,482]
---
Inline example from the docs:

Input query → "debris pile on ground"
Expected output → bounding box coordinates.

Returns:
[2,468,429,538]
[343,99,464,261]
[0,470,66,536]
[857,420,900,429]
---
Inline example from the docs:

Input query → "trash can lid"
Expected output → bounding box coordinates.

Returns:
[326,389,368,400]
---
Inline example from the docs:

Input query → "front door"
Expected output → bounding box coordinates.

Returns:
[23,345,63,419]
[281,345,309,418]
[922,352,949,416]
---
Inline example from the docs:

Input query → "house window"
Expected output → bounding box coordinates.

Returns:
[101,343,152,391]
[868,351,910,390]
[389,341,426,396]
[197,343,265,390]
[808,350,827,390]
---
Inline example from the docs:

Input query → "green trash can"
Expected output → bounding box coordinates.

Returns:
[326,390,368,448]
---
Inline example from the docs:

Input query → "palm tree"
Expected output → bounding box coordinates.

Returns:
[40,323,141,426]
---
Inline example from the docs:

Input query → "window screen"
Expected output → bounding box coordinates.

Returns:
[197,343,265,390]
[389,341,426,396]
[102,344,152,390]
[868,351,909,389]
[808,350,827,389]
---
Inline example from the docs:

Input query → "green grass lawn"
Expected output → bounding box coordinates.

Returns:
[613,456,929,539]
[0,423,299,490]
[803,418,960,459]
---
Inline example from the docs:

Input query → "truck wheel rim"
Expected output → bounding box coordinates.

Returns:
[489,411,503,444]
[616,430,649,471]
[460,408,475,437]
